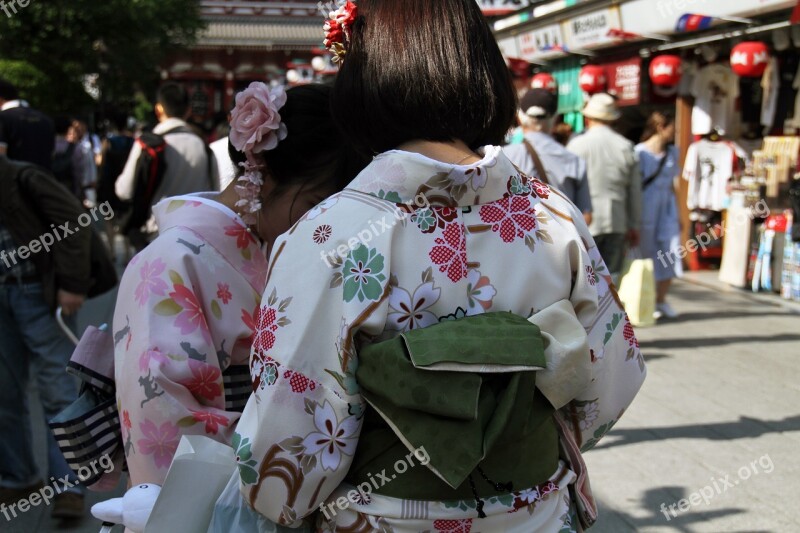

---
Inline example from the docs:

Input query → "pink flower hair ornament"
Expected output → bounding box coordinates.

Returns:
[323,1,358,64]
[228,82,288,225]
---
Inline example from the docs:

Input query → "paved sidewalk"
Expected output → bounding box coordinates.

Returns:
[586,279,800,532]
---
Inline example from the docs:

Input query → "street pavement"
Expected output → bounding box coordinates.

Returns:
[4,272,799,532]
[587,274,800,532]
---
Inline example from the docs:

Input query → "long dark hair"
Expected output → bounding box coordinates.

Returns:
[640,111,674,143]
[331,0,518,156]
[229,84,368,209]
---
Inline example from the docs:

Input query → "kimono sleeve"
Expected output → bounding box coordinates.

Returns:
[114,237,239,486]
[235,214,389,527]
[560,204,646,452]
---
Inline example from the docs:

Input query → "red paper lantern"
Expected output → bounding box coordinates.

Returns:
[649,55,682,86]
[531,73,557,93]
[579,65,607,94]
[730,41,770,78]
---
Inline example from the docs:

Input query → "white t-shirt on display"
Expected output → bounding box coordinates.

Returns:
[682,140,734,211]
[691,64,740,136]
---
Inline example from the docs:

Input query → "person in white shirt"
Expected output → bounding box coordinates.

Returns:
[116,82,217,246]
[568,94,642,280]
[504,88,592,226]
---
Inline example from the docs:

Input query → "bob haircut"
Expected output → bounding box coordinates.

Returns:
[331,0,517,156]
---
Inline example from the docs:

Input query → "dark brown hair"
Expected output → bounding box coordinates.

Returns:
[331,0,518,155]
[229,84,369,207]
[641,111,675,143]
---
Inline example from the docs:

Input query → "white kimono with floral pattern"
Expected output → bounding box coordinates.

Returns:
[235,147,646,532]
[114,194,268,486]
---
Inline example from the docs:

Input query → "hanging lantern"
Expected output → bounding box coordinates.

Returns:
[579,65,607,94]
[531,73,557,93]
[730,41,770,78]
[506,57,531,79]
[649,55,682,87]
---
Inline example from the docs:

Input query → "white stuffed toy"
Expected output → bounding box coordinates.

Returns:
[91,483,161,533]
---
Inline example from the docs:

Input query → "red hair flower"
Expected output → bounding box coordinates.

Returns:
[323,1,358,64]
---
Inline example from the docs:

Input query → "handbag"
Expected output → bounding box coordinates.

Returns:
[48,320,124,491]
[617,248,656,327]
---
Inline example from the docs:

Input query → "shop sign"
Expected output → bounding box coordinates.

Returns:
[477,0,532,16]
[605,57,642,106]
[518,24,566,61]
[496,36,520,59]
[620,0,795,36]
[563,7,621,50]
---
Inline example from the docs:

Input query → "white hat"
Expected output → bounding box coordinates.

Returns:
[582,93,621,122]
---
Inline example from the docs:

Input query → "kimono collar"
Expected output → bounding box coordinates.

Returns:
[152,194,269,292]
[346,145,523,207]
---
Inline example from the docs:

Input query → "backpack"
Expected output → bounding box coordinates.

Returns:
[122,132,168,235]
[52,142,77,196]
[122,126,216,235]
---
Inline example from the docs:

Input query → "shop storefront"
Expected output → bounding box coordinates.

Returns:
[493,0,800,302]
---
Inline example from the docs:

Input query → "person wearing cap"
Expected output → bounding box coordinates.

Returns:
[504,88,593,226]
[568,93,641,280]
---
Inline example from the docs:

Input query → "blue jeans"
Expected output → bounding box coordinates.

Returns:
[0,282,81,491]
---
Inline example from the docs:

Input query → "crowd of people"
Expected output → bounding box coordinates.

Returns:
[1,1,656,531]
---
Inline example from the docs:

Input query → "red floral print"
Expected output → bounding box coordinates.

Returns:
[530,178,550,199]
[122,410,132,430]
[479,196,538,243]
[433,519,473,533]
[313,224,332,244]
[283,369,317,394]
[623,318,639,348]
[216,283,232,305]
[190,410,230,435]
[224,224,256,250]
[429,222,468,283]
[184,360,222,401]
[255,306,278,352]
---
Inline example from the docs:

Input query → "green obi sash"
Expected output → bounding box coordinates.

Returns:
[347,312,559,502]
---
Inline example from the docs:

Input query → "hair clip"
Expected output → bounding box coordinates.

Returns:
[323,1,358,64]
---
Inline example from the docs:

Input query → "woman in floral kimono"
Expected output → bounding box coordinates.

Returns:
[235,1,646,532]
[97,84,367,531]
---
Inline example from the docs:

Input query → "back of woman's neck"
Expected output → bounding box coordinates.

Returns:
[396,139,482,165]
[644,137,666,155]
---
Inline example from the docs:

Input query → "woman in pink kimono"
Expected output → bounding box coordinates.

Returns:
[99,84,367,531]
[235,1,646,532]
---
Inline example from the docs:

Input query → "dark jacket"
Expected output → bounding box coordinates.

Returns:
[0,155,91,309]
[0,106,55,169]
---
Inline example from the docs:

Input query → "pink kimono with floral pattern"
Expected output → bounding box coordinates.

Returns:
[113,194,268,485]
[235,147,646,532]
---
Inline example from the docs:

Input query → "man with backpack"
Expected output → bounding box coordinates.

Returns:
[116,82,217,250]
[0,154,97,519]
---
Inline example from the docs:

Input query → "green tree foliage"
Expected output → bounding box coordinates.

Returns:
[0,0,204,114]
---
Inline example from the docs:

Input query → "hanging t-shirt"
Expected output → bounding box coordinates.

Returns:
[691,64,740,135]
[761,58,780,129]
[683,140,735,211]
